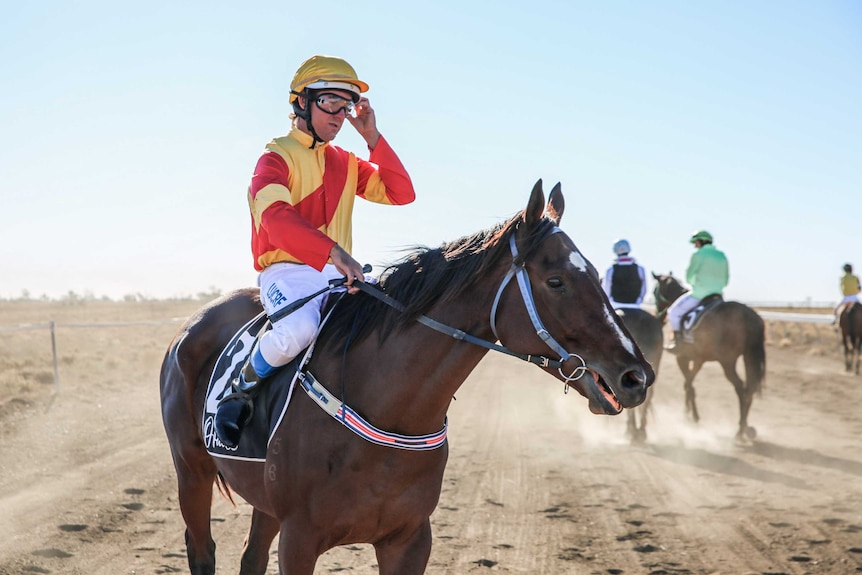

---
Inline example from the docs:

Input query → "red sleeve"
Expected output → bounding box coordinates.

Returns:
[356,135,416,204]
[250,152,335,271]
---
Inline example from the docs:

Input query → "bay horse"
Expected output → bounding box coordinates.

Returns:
[839,302,862,374]
[652,273,766,442]
[160,180,655,575]
[616,307,663,444]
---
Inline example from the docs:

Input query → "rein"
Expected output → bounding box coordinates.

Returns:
[354,226,589,384]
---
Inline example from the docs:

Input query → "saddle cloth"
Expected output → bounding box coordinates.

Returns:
[681,294,723,343]
[202,312,300,461]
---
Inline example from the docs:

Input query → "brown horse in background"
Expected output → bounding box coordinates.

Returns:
[652,273,766,442]
[160,180,655,575]
[616,307,663,444]
[839,302,862,374]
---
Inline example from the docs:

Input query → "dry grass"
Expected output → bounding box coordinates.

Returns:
[0,299,207,420]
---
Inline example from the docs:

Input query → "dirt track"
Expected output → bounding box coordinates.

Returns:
[0,303,861,575]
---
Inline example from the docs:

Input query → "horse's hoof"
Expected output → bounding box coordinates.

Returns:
[629,428,647,446]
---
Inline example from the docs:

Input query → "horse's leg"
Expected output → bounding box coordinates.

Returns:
[275,523,320,575]
[627,387,651,445]
[855,337,861,375]
[374,518,433,575]
[626,409,637,439]
[174,449,218,575]
[720,359,751,440]
[163,379,219,575]
[677,356,702,423]
[639,385,654,439]
[238,509,280,575]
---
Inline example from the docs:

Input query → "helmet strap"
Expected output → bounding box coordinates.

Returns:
[291,90,325,149]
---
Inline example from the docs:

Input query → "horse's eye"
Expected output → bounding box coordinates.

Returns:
[547,277,565,290]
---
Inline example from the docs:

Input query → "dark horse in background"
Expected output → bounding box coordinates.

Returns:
[839,302,862,374]
[160,181,655,575]
[616,308,663,444]
[652,273,766,442]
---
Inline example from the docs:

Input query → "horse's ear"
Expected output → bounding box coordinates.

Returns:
[546,182,564,224]
[652,271,660,279]
[525,179,545,228]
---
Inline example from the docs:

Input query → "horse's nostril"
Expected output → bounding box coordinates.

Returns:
[621,368,651,390]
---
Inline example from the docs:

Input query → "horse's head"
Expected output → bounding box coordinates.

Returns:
[493,179,654,415]
[651,272,687,317]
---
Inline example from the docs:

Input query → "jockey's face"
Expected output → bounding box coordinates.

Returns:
[299,89,354,143]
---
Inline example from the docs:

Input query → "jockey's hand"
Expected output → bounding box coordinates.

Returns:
[346,97,380,149]
[329,244,365,294]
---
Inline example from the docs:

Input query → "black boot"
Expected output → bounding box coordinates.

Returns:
[214,360,262,448]
[665,331,683,354]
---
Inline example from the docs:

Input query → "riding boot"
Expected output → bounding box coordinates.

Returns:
[665,331,683,354]
[215,359,263,448]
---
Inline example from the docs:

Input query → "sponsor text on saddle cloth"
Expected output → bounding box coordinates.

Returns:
[681,294,723,343]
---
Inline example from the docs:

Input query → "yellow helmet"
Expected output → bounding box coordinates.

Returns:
[289,55,368,104]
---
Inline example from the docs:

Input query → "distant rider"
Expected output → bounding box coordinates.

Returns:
[603,239,647,309]
[665,230,729,353]
[835,263,861,323]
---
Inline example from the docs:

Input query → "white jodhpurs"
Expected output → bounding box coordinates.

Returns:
[836,294,861,314]
[257,263,345,368]
[667,294,701,331]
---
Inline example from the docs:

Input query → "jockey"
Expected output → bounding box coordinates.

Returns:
[214,55,416,448]
[665,230,729,353]
[835,263,861,322]
[603,239,647,309]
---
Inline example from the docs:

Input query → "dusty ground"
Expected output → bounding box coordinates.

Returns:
[0,300,860,575]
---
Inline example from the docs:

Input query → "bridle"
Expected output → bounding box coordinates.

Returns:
[490,231,588,383]
[653,283,671,318]
[653,276,686,319]
[355,223,590,385]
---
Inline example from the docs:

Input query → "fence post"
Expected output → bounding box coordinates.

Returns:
[50,320,60,392]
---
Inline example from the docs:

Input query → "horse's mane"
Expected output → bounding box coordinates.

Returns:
[318,211,556,352]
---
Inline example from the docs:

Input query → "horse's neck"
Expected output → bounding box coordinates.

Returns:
[322,289,498,435]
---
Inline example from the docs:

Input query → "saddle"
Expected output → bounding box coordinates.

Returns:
[202,293,345,461]
[681,294,723,343]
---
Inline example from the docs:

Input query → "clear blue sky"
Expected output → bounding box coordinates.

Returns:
[2,1,860,304]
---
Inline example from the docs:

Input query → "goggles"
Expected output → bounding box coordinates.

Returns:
[314,93,355,116]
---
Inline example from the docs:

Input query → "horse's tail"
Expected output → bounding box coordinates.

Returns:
[215,471,237,506]
[744,313,767,395]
